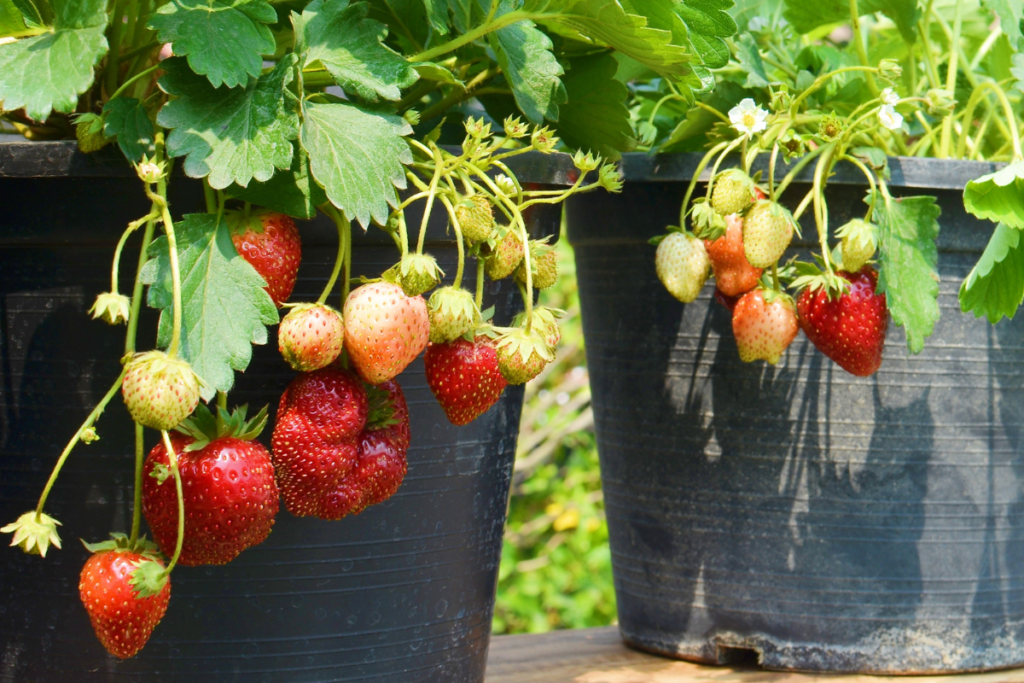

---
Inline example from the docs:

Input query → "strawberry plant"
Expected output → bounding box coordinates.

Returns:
[0,0,737,659]
[639,0,1024,375]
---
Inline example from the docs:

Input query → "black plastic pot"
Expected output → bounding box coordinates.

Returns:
[566,154,1024,674]
[0,142,567,682]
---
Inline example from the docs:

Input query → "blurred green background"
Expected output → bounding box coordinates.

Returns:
[492,233,617,635]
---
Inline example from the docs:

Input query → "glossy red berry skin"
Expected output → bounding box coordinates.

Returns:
[425,338,508,426]
[143,434,279,566]
[230,212,301,307]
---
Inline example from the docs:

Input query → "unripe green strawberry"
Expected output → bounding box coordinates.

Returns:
[278,303,344,371]
[456,195,496,243]
[485,228,525,280]
[655,231,711,303]
[710,169,756,216]
[836,218,878,272]
[742,200,795,268]
[428,287,480,343]
[512,307,561,350]
[122,351,202,431]
[494,326,553,385]
[514,240,557,290]
[397,253,443,297]
[75,115,110,154]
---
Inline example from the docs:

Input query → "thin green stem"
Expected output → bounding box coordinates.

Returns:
[704,137,746,202]
[416,147,445,254]
[842,155,878,220]
[848,0,880,97]
[34,368,129,517]
[418,67,497,121]
[125,215,158,355]
[105,0,127,97]
[319,206,349,305]
[341,211,353,306]
[441,197,466,288]
[475,256,485,309]
[938,0,963,158]
[812,145,837,274]
[409,11,530,62]
[216,391,228,412]
[160,431,185,575]
[773,145,826,198]
[679,142,730,226]
[129,422,144,545]
[771,264,781,292]
[203,180,216,214]
[110,212,156,294]
[109,64,159,102]
[956,81,1023,161]
[790,66,879,112]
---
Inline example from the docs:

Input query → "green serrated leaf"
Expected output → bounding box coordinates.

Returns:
[423,0,470,35]
[226,145,327,219]
[149,0,277,89]
[0,0,29,37]
[960,222,1024,323]
[300,99,412,228]
[102,97,155,163]
[660,80,745,151]
[1013,52,1024,94]
[553,54,636,160]
[735,32,768,87]
[0,0,108,121]
[140,214,279,399]
[414,62,465,88]
[157,56,300,190]
[982,0,1022,51]
[296,0,418,103]
[869,191,941,354]
[366,0,429,51]
[963,160,1024,229]
[676,0,737,69]
[783,0,919,44]
[489,4,567,124]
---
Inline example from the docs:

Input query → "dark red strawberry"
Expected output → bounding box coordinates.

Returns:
[425,337,507,425]
[79,536,170,659]
[229,210,302,307]
[797,266,888,376]
[318,380,410,520]
[143,405,279,566]
[270,367,368,517]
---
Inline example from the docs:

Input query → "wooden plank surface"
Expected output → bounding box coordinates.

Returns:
[486,627,1024,683]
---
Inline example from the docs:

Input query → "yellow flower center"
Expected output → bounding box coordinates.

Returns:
[742,112,757,128]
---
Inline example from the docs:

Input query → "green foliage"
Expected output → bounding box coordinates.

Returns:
[869,192,941,354]
[148,0,277,89]
[141,213,279,399]
[959,222,1024,323]
[490,2,567,124]
[102,97,155,162]
[553,55,636,159]
[225,147,327,219]
[158,56,300,190]
[0,0,108,120]
[963,161,1024,230]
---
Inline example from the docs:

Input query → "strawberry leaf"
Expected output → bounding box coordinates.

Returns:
[488,2,567,124]
[225,146,327,219]
[0,0,31,37]
[295,0,418,103]
[148,0,276,89]
[868,191,941,354]
[982,0,1023,51]
[422,0,470,34]
[553,53,636,159]
[300,99,412,228]
[102,97,156,163]
[141,214,279,399]
[959,222,1024,323]
[0,0,108,121]
[157,56,300,190]
[783,0,920,44]
[963,161,1024,229]
[675,0,737,69]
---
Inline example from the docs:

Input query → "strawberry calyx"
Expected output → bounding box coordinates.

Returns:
[690,200,727,240]
[790,259,850,300]
[363,383,401,431]
[224,208,272,237]
[649,224,693,246]
[81,532,162,559]
[174,403,270,452]
[393,252,444,297]
[1,510,63,557]
[81,532,170,597]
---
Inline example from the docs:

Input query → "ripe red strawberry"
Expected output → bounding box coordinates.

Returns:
[655,231,710,303]
[79,539,170,659]
[278,303,344,371]
[343,282,429,384]
[122,351,201,431]
[425,337,508,425]
[732,289,799,364]
[143,405,279,566]
[704,214,763,297]
[797,267,889,376]
[229,210,301,307]
[270,368,368,517]
[742,200,795,268]
[318,380,411,520]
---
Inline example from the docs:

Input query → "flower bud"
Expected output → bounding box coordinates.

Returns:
[926,88,956,117]
[878,59,902,82]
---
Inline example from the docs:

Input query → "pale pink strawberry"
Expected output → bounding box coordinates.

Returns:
[343,282,429,384]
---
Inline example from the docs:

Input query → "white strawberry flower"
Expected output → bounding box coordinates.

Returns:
[881,88,900,106]
[878,104,904,131]
[729,98,769,138]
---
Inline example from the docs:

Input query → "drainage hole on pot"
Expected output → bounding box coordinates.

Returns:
[716,646,761,668]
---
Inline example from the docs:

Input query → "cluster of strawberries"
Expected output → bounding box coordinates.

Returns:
[655,169,889,377]
[76,194,563,659]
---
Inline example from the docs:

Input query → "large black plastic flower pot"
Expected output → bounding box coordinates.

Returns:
[0,142,568,682]
[566,154,1024,673]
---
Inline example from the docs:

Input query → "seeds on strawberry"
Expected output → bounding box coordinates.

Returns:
[797,267,889,376]
[229,211,302,307]
[710,168,757,216]
[704,214,762,297]
[655,231,710,303]
[732,289,799,364]
[278,303,344,371]
[742,199,795,268]
[343,282,429,384]
[495,326,553,385]
[425,337,508,425]
[397,252,443,297]
[79,549,170,659]
[485,228,525,280]
[514,240,558,291]
[456,195,497,243]
[122,351,201,431]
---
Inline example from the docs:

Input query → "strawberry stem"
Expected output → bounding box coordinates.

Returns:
[318,205,349,306]
[704,137,745,202]
[160,430,186,575]
[342,210,352,306]
[415,145,446,255]
[144,132,184,358]
[128,421,144,545]
[812,143,838,277]
[773,144,825,199]
[475,255,485,309]
[34,367,129,519]
[440,196,466,289]
[841,154,878,221]
[772,264,781,292]
[124,214,157,355]
[203,179,216,214]
[217,391,228,412]
[110,210,158,297]
[679,141,729,227]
